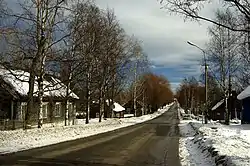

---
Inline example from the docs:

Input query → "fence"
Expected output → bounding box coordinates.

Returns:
[0,119,24,130]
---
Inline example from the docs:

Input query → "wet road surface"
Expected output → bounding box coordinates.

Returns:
[0,104,181,166]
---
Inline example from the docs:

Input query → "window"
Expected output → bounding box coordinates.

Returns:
[42,103,48,118]
[55,103,61,117]
[20,102,27,120]
[68,103,73,113]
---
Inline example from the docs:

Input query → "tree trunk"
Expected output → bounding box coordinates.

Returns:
[85,73,90,124]
[99,86,104,122]
[64,71,72,126]
[38,77,43,128]
[65,99,69,126]
[142,89,145,115]
[25,68,35,129]
[37,50,46,128]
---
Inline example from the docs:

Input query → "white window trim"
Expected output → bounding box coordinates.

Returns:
[42,102,49,119]
[55,102,61,117]
[68,103,73,111]
[20,102,27,121]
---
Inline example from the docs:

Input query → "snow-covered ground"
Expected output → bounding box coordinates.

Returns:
[179,106,250,166]
[0,103,173,154]
[191,121,250,166]
[179,120,216,166]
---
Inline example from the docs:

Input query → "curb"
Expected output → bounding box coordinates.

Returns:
[189,122,235,166]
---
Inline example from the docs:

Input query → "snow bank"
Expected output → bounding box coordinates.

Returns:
[179,120,216,166]
[0,103,173,154]
[190,121,250,166]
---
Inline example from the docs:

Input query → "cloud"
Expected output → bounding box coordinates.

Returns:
[7,0,218,92]
[95,0,220,92]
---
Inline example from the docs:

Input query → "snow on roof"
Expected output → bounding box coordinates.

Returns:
[211,99,224,111]
[113,102,125,112]
[0,68,79,99]
[237,86,250,100]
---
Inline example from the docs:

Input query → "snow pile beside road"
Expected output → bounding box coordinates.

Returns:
[191,122,250,166]
[0,103,173,154]
[119,104,173,124]
[179,120,215,166]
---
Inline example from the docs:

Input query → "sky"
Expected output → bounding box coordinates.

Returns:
[5,0,220,93]
[95,0,219,92]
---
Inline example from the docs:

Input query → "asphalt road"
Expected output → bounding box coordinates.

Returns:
[0,104,181,166]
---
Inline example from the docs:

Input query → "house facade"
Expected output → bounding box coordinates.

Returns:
[238,86,250,124]
[123,100,144,117]
[210,93,241,121]
[89,100,125,118]
[210,99,226,120]
[0,68,79,130]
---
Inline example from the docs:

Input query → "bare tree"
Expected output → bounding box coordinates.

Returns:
[206,9,240,124]
[159,0,250,32]
[1,0,70,129]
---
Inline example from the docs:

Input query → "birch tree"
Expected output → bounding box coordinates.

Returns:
[3,0,70,128]
[206,9,240,124]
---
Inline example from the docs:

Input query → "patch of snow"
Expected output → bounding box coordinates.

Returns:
[179,108,185,115]
[0,103,173,154]
[124,114,134,118]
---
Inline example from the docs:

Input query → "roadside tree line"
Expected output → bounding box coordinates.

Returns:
[168,0,250,123]
[0,0,174,129]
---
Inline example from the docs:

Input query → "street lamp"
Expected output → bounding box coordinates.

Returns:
[187,41,208,124]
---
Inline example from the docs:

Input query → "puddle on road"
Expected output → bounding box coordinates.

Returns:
[155,125,170,136]
[155,124,180,137]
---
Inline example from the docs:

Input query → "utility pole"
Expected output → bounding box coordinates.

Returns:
[204,59,208,124]
[187,41,208,124]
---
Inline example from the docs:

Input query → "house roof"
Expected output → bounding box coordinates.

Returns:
[0,68,79,99]
[113,102,125,112]
[211,99,224,111]
[237,86,250,100]
[91,99,125,112]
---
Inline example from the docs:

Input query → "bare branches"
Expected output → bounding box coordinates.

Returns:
[160,0,250,32]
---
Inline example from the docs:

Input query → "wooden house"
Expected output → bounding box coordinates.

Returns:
[211,99,225,120]
[210,93,241,121]
[238,86,250,124]
[112,102,125,118]
[123,100,143,117]
[0,68,79,130]
[89,100,125,118]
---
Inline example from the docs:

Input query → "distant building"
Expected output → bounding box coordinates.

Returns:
[211,92,241,121]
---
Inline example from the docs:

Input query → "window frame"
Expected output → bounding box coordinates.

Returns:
[20,102,27,120]
[42,102,49,119]
[54,102,61,117]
